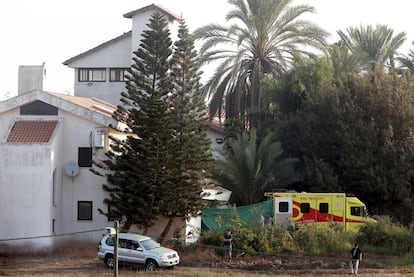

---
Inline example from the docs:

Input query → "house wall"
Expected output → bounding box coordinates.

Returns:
[71,36,131,105]
[67,8,179,108]
[0,110,60,247]
[58,109,112,242]
[206,129,224,157]
[0,144,54,247]
[50,119,64,236]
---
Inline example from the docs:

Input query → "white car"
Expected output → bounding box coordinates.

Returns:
[98,233,180,271]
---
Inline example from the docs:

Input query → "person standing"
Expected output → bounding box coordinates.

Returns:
[223,230,233,261]
[350,243,362,275]
[264,212,273,226]
[257,212,265,227]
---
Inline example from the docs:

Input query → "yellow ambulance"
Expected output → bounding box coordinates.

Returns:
[264,192,375,231]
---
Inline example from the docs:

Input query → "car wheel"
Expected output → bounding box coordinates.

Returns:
[104,254,115,269]
[145,259,158,271]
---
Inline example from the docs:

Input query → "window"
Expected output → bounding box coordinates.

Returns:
[319,203,329,213]
[300,203,310,213]
[351,207,362,216]
[78,147,92,167]
[105,238,139,250]
[278,201,289,212]
[119,239,128,248]
[78,68,106,82]
[105,237,114,246]
[21,100,58,115]
[110,68,130,82]
[128,240,139,250]
[78,201,93,220]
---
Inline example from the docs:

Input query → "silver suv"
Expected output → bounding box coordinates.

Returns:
[98,233,180,271]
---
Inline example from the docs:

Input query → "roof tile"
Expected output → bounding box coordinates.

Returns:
[7,120,58,143]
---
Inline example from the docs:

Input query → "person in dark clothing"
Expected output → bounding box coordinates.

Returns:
[223,230,233,261]
[264,212,273,226]
[350,243,362,275]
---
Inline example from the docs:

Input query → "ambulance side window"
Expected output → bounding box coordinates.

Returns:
[279,201,289,212]
[350,207,361,216]
[319,203,329,213]
[300,203,310,213]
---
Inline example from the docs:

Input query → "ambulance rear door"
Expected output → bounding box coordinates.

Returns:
[274,197,292,228]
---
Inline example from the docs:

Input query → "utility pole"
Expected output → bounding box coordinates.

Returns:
[114,220,119,277]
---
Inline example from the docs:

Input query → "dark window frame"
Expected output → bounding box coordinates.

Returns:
[78,147,92,167]
[350,206,362,216]
[110,68,130,82]
[300,203,310,213]
[278,201,289,213]
[78,68,106,82]
[319,202,329,213]
[77,201,93,221]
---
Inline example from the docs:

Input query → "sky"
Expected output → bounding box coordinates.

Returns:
[1,0,413,99]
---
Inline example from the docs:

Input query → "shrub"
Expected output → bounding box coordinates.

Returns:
[199,230,224,255]
[199,215,414,259]
[357,215,414,255]
[291,224,351,254]
[200,226,293,256]
[252,225,293,254]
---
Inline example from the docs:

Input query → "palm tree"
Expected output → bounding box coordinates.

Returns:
[213,129,300,205]
[194,0,328,128]
[396,41,414,73]
[327,44,365,81]
[337,24,406,69]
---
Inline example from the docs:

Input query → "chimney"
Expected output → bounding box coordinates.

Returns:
[18,63,45,95]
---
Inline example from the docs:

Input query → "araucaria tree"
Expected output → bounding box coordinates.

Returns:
[96,12,213,234]
[159,18,214,239]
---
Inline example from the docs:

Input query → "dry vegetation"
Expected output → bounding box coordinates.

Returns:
[0,241,413,276]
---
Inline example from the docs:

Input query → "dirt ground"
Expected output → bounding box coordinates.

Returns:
[1,250,413,276]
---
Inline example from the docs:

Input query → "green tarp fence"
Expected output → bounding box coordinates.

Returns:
[201,200,273,230]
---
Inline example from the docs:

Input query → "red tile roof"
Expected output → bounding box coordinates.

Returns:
[7,120,58,143]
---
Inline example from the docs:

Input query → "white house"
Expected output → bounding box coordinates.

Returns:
[63,3,224,151]
[0,90,123,248]
[0,4,227,249]
[62,4,180,106]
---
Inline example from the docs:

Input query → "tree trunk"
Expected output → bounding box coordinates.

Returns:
[159,217,174,243]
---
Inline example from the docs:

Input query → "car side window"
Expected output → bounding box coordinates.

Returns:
[119,239,129,248]
[128,240,140,250]
[105,237,114,246]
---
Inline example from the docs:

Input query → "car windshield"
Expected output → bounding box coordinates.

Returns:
[140,239,160,250]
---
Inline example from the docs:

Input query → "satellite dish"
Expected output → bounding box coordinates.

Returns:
[65,161,80,177]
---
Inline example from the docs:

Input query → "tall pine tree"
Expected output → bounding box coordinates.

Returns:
[99,11,174,232]
[158,18,214,239]
[97,14,214,236]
